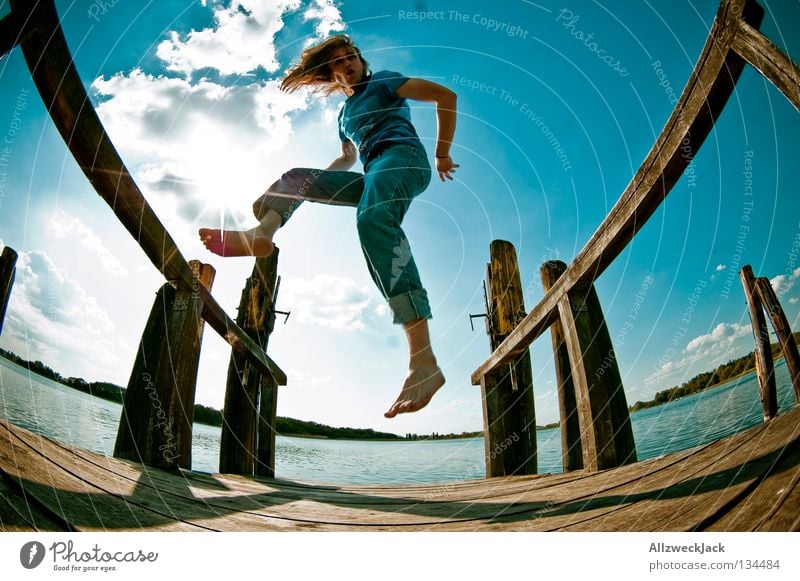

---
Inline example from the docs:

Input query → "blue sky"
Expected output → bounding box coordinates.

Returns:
[0,0,799,436]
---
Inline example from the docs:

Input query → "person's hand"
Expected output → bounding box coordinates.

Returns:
[435,155,460,182]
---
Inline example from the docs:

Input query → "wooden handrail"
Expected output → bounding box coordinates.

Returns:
[472,0,764,384]
[731,19,800,112]
[8,0,285,385]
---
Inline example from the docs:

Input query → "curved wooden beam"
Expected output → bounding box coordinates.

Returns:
[472,0,764,384]
[731,18,800,112]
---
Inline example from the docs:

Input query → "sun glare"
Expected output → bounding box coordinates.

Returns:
[183,121,266,229]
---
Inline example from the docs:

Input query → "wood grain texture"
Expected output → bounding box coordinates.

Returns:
[480,241,537,477]
[740,266,777,420]
[756,277,800,402]
[541,261,583,471]
[220,252,280,476]
[3,403,798,531]
[114,262,214,472]
[732,18,800,112]
[0,246,17,336]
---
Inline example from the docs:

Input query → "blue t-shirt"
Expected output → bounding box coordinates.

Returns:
[338,70,424,166]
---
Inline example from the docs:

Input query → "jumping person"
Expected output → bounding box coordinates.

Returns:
[199,35,458,418]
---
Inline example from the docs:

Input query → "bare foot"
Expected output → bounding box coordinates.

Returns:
[384,366,445,418]
[198,228,274,257]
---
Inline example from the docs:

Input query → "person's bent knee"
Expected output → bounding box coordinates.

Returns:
[252,198,266,219]
[281,167,307,185]
[356,206,392,237]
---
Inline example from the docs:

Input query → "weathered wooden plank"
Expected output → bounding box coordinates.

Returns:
[556,278,638,473]
[7,423,323,531]
[0,471,66,531]
[5,407,800,531]
[756,277,800,402]
[115,262,215,471]
[472,0,762,384]
[732,18,800,112]
[256,372,279,477]
[12,418,679,528]
[8,0,285,385]
[479,241,537,477]
[5,405,799,532]
[254,256,281,479]
[740,265,777,420]
[562,415,789,531]
[680,409,800,531]
[516,437,742,532]
[438,414,792,531]
[425,444,732,531]
[221,252,280,476]
[18,426,485,528]
[442,408,798,531]
[0,246,17,336]
[0,424,203,531]
[756,465,800,531]
[541,261,583,471]
[705,434,800,531]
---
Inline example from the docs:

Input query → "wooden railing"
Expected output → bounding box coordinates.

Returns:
[473,0,800,476]
[1,0,286,474]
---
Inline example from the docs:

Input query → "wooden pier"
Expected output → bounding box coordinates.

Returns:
[1,407,798,532]
[1,0,799,532]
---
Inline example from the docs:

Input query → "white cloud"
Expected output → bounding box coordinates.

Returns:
[92,69,310,224]
[287,368,332,387]
[770,267,800,297]
[156,0,302,76]
[90,0,352,233]
[280,274,380,330]
[47,211,128,277]
[304,0,345,39]
[685,322,751,355]
[715,264,726,272]
[644,321,753,388]
[1,250,128,380]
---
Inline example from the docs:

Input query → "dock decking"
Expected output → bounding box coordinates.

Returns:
[1,406,798,532]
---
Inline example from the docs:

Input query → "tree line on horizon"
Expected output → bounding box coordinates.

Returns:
[628,331,799,412]
[2,333,797,439]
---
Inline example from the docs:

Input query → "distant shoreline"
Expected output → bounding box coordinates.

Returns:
[3,334,794,440]
[0,349,478,441]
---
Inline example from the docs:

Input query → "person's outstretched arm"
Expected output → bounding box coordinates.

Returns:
[395,79,459,181]
[327,140,358,171]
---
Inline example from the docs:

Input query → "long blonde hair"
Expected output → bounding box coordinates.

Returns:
[280,35,369,96]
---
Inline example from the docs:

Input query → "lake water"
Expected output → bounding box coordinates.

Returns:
[0,355,796,484]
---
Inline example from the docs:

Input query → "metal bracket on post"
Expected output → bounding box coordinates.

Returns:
[469,280,492,334]
[469,313,487,331]
[269,275,291,325]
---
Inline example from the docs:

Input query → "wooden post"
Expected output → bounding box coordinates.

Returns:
[256,372,279,478]
[555,274,636,472]
[541,261,583,472]
[220,250,280,476]
[480,240,537,477]
[755,276,800,402]
[740,266,777,420]
[0,247,18,336]
[114,261,215,471]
